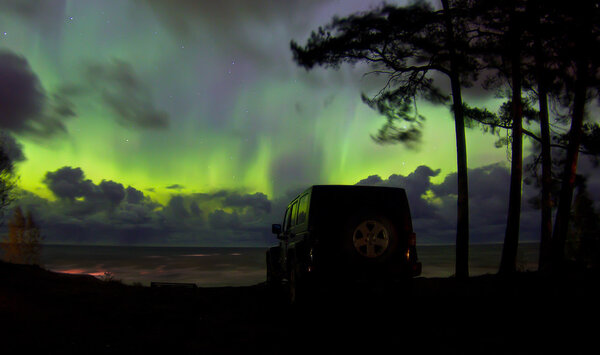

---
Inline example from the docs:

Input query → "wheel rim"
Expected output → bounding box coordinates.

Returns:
[352,220,389,258]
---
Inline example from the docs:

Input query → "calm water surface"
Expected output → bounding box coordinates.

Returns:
[39,243,540,287]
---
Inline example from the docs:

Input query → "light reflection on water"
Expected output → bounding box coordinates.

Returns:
[40,243,540,287]
[42,246,267,287]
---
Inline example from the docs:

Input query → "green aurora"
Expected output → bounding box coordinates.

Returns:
[0,0,544,246]
[1,0,511,201]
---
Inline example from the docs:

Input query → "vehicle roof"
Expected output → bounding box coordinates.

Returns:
[310,184,406,192]
[289,184,407,203]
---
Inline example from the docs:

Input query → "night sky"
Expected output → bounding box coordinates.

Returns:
[1,0,598,246]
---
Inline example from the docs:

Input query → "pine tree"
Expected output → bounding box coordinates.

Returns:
[1,206,42,265]
[3,206,25,263]
[291,0,475,278]
[23,210,42,265]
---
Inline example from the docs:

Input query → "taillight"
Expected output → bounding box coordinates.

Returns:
[307,247,315,272]
[408,232,416,246]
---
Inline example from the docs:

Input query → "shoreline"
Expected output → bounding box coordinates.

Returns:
[1,260,597,354]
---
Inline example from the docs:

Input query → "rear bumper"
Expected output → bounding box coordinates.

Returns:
[307,260,422,282]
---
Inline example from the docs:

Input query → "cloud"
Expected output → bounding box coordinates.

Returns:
[166,184,184,190]
[83,60,169,129]
[0,51,167,136]
[15,166,164,243]
[209,209,241,230]
[163,195,192,220]
[355,175,383,185]
[0,132,26,167]
[357,165,441,219]
[12,160,596,247]
[222,192,271,214]
[141,0,324,39]
[99,180,126,207]
[43,167,95,201]
[0,0,63,19]
[8,166,276,245]
[0,0,66,34]
[189,201,201,217]
[43,166,147,218]
[126,186,144,204]
[0,50,74,138]
[354,162,547,244]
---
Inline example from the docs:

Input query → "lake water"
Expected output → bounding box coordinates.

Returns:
[38,243,541,287]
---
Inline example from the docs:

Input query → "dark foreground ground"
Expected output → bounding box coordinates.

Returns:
[1,261,598,354]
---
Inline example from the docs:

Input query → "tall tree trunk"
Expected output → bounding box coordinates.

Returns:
[533,7,553,271]
[441,0,469,279]
[552,58,587,267]
[452,74,469,280]
[499,9,523,274]
[537,83,552,271]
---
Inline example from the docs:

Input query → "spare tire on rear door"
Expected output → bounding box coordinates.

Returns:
[342,214,399,265]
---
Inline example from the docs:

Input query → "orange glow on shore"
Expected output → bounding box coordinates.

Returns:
[53,268,108,278]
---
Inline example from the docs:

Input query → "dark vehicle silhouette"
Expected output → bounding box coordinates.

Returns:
[266,185,422,302]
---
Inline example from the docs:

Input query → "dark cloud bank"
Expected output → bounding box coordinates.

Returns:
[0,50,73,138]
[10,166,277,246]
[355,163,538,244]
[8,158,598,247]
[0,50,168,139]
[83,59,169,129]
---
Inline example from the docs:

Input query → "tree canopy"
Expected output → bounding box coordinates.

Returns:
[291,0,600,273]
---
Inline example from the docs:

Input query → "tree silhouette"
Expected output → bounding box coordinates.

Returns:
[3,206,25,263]
[499,3,525,275]
[525,0,561,271]
[568,177,600,269]
[2,206,42,265]
[23,210,42,265]
[463,0,527,274]
[0,134,17,225]
[461,0,600,272]
[550,0,600,268]
[290,0,599,274]
[291,0,477,278]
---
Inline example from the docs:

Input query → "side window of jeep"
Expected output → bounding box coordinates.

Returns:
[283,207,292,232]
[297,194,308,225]
[290,202,298,228]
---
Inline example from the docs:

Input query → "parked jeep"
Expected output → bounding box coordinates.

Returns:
[266,185,421,302]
